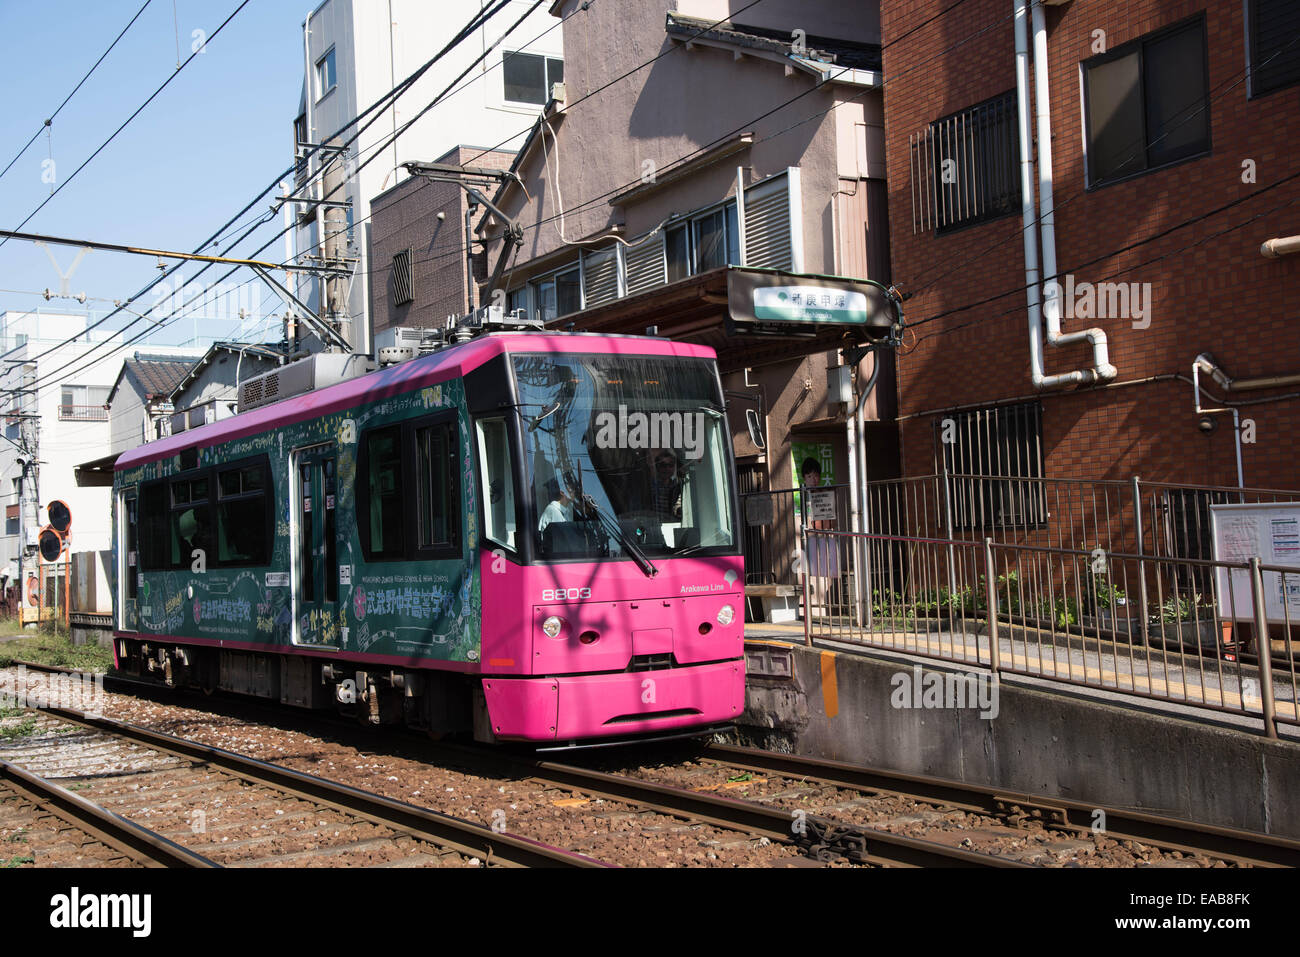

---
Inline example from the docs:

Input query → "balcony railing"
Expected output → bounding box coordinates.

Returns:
[59,404,109,422]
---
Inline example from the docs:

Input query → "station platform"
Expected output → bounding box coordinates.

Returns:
[739,622,1300,841]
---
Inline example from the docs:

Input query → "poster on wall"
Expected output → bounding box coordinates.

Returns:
[790,441,835,515]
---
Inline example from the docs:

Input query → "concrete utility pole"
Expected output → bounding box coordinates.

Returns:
[321,138,352,351]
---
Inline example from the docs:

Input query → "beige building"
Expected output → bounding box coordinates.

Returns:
[474,0,898,584]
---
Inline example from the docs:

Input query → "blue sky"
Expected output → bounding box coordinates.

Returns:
[0,0,307,358]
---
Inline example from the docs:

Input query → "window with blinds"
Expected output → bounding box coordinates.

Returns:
[582,246,619,307]
[742,174,793,270]
[623,231,666,296]
[1248,0,1300,97]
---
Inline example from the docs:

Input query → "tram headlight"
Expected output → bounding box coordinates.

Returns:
[542,615,564,639]
[717,604,735,626]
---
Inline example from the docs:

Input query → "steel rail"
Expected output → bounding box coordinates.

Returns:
[431,743,1033,868]
[0,758,220,868]
[702,742,1300,868]
[6,663,1025,866]
[22,703,609,868]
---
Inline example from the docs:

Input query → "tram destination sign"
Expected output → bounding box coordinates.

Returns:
[726,268,894,336]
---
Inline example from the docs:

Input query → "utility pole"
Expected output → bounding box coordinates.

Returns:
[321,139,352,351]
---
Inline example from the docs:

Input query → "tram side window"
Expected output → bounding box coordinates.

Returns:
[477,418,517,551]
[216,462,270,565]
[170,475,212,568]
[415,421,459,553]
[139,482,168,571]
[362,426,404,560]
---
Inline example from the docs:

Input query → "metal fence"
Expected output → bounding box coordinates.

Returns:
[740,472,1300,595]
[801,528,1298,738]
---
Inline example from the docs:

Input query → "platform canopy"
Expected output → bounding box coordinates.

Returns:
[549,265,898,374]
[74,452,119,487]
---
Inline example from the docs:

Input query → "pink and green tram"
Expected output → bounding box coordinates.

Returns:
[111,332,746,745]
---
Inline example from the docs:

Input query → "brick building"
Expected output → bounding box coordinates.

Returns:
[368,145,518,341]
[881,0,1300,499]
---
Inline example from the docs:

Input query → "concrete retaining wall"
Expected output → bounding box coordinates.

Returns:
[738,640,1300,839]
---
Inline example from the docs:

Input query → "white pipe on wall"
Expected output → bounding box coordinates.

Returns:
[1018,0,1117,388]
[1014,0,1045,382]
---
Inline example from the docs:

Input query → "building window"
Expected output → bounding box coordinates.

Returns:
[1247,0,1300,98]
[392,249,414,306]
[530,264,581,324]
[503,50,563,105]
[934,403,1046,530]
[293,112,308,179]
[59,384,109,421]
[316,47,337,100]
[667,200,740,282]
[910,91,1020,233]
[1083,16,1210,186]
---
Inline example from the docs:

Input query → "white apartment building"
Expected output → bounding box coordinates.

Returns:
[292,0,564,355]
[0,310,124,584]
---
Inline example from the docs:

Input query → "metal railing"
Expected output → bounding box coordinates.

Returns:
[801,528,1297,737]
[58,404,108,422]
[741,472,1300,593]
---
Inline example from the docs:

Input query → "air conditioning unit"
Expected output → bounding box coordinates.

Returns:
[237,353,375,412]
[169,398,238,435]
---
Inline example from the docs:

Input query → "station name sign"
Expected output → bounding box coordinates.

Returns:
[726,269,893,336]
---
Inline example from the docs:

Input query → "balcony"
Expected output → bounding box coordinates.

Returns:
[59,404,109,422]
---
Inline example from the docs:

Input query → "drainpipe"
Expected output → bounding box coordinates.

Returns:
[849,353,881,628]
[1192,353,1244,494]
[1018,0,1117,388]
[1261,235,1300,258]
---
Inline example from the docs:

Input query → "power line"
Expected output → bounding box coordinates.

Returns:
[466,4,1021,261]
[906,167,1300,332]
[903,182,1300,356]
[0,0,253,250]
[3,0,516,385]
[0,0,154,185]
[19,0,532,393]
[900,12,1300,300]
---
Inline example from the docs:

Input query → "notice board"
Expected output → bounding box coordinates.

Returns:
[1210,502,1300,623]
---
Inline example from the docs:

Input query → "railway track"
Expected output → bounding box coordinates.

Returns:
[434,742,1033,867]
[0,757,217,868]
[0,701,606,868]
[691,743,1300,869]
[12,660,1295,867]
[4,662,1023,866]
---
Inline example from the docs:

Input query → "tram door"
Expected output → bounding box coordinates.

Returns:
[292,444,340,647]
[117,489,138,630]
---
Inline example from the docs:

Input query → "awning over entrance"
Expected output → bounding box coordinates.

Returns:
[74,452,120,487]
[553,266,897,374]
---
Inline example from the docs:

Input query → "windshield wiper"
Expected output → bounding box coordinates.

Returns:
[579,496,658,578]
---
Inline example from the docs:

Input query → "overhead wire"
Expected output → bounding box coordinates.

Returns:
[0,0,154,185]
[17,0,534,393]
[4,0,518,390]
[0,0,254,251]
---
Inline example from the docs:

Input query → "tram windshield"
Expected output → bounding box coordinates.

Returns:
[512,352,736,564]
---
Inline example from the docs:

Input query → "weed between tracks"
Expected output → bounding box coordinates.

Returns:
[0,631,112,673]
[0,717,38,741]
